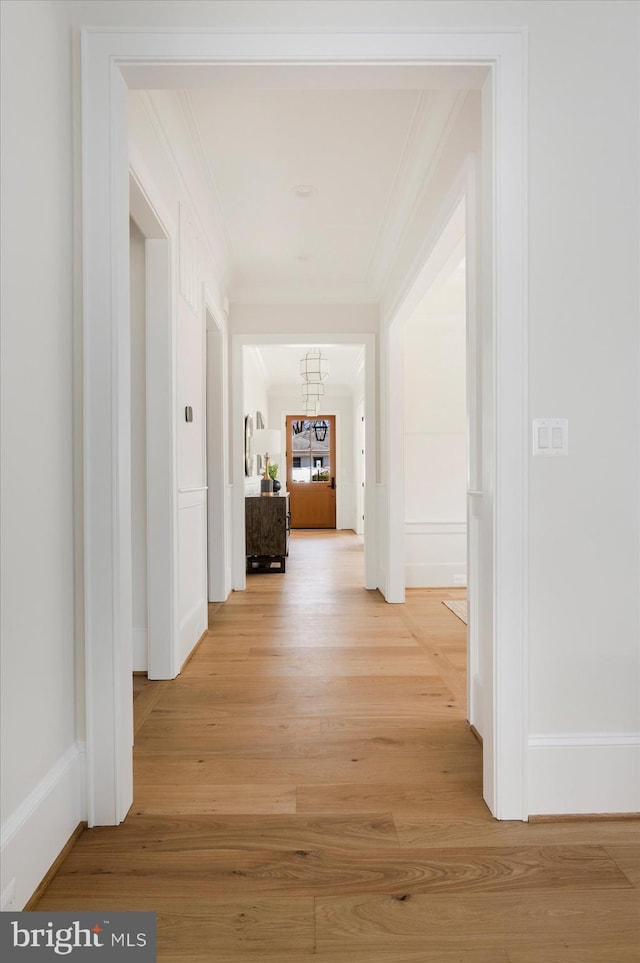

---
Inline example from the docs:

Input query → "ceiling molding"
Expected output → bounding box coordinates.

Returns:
[137,90,231,293]
[136,78,477,307]
[373,89,469,299]
[361,89,425,295]
[178,90,237,276]
[229,289,379,306]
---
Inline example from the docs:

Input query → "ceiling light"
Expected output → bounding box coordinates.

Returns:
[302,382,324,401]
[313,420,328,442]
[302,400,319,417]
[300,347,329,383]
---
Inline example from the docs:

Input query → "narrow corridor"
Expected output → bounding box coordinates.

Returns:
[35,533,638,961]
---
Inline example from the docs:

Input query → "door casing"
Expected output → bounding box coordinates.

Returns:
[80,28,528,824]
[286,415,337,529]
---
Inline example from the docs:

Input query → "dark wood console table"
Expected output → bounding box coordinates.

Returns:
[245,494,290,573]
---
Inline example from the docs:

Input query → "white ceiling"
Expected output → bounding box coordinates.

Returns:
[248,343,365,392]
[187,86,459,303]
[138,64,480,391]
[140,63,485,304]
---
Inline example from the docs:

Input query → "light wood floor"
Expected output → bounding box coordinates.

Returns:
[36,531,639,961]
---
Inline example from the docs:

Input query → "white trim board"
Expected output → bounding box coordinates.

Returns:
[405,520,466,534]
[528,734,640,815]
[1,744,85,910]
[405,563,467,588]
[80,28,527,825]
[529,733,640,748]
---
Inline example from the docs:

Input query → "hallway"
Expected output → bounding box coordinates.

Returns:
[34,533,638,960]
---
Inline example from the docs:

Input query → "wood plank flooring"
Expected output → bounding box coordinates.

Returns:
[35,531,640,961]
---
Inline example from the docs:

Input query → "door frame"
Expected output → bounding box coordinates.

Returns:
[129,170,181,681]
[286,414,338,529]
[81,28,527,823]
[231,333,377,593]
[205,303,232,602]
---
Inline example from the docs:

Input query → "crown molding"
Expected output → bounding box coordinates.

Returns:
[373,89,469,301]
[177,90,237,274]
[136,90,231,295]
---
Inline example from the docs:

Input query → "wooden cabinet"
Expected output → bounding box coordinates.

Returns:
[245,495,290,573]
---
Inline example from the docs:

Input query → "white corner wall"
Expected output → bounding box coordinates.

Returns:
[404,315,467,586]
[520,2,639,813]
[1,0,82,909]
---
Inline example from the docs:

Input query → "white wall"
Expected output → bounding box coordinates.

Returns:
[404,315,467,586]
[0,0,83,911]
[130,219,148,670]
[521,4,639,808]
[231,302,377,337]
[243,346,270,492]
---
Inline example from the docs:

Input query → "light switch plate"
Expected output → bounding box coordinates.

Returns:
[532,418,568,456]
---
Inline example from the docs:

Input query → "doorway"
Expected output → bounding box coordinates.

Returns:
[82,30,527,825]
[232,333,377,594]
[129,172,178,682]
[286,416,337,529]
[400,194,476,727]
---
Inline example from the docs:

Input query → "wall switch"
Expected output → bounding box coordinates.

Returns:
[532,418,568,456]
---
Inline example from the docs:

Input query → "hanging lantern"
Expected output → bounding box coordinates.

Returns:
[300,347,329,383]
[302,382,324,402]
[313,420,328,442]
[302,400,319,417]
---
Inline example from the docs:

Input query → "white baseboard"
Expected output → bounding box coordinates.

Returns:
[1,743,85,909]
[132,627,148,672]
[405,562,467,587]
[180,600,207,667]
[528,733,640,815]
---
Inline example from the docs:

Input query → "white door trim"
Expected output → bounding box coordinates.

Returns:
[129,169,181,681]
[231,332,377,593]
[206,305,232,602]
[81,27,527,824]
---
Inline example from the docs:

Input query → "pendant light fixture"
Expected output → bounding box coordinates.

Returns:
[300,346,329,383]
[302,382,324,402]
[313,420,328,442]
